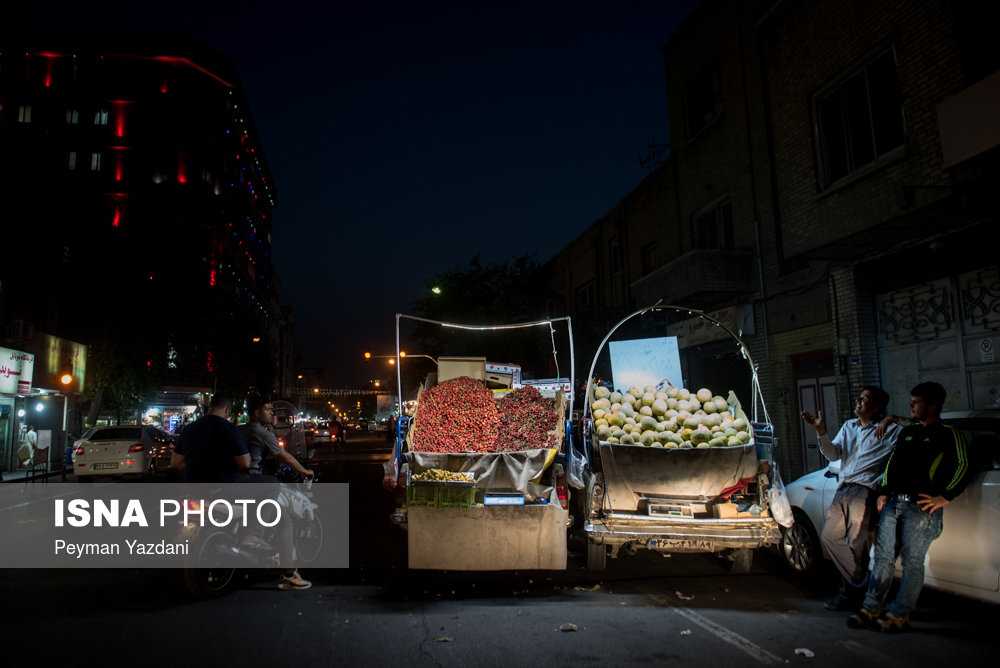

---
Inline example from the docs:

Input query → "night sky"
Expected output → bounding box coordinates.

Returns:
[11,0,700,388]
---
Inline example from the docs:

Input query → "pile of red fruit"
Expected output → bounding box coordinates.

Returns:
[492,386,559,452]
[410,378,560,453]
[410,376,501,453]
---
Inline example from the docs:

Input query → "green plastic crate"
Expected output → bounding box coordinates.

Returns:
[407,482,475,510]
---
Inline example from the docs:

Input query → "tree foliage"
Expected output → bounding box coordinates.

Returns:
[407,254,562,379]
[83,335,155,424]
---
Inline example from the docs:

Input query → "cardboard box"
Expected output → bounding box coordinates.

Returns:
[713,502,769,518]
[714,502,739,518]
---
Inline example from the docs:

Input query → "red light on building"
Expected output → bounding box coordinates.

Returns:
[177,148,187,183]
[109,193,128,227]
[110,101,130,137]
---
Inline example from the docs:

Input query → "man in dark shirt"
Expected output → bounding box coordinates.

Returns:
[848,381,972,632]
[171,393,249,482]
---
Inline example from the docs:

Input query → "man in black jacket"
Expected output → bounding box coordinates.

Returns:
[847,381,972,632]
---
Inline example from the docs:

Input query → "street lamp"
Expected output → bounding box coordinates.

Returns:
[399,351,438,365]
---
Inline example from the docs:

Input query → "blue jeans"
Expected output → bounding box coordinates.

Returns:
[863,497,944,619]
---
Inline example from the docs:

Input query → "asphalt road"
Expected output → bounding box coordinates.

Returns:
[2,431,995,667]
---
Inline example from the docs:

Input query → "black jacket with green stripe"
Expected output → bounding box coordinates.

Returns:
[879,421,973,501]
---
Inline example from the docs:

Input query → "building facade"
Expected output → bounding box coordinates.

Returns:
[545,0,1000,479]
[0,31,294,462]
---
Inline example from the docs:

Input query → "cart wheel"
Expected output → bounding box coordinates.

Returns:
[586,540,607,571]
[729,548,753,574]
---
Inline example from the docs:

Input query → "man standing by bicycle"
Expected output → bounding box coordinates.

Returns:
[246,395,314,591]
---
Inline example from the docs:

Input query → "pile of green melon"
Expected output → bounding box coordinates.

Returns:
[591,385,752,448]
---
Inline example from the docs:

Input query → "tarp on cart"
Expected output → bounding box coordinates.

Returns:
[406,448,558,503]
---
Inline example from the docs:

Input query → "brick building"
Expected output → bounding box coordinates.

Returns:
[545,0,1000,479]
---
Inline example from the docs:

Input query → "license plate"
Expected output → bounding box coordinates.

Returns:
[93,463,119,470]
[650,538,714,550]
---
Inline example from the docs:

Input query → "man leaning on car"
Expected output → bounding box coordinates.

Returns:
[848,381,974,633]
[801,386,901,612]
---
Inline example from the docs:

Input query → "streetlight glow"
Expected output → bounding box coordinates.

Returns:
[431,286,441,294]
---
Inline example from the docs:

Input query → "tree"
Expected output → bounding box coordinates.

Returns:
[83,335,155,427]
[408,254,561,378]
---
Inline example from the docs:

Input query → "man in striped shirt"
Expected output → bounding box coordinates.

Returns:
[848,381,973,632]
[801,386,900,611]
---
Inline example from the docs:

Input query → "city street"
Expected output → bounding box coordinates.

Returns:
[1,431,995,667]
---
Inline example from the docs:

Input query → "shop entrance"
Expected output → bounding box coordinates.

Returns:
[1,395,67,475]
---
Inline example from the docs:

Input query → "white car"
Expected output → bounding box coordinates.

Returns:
[69,427,99,467]
[74,425,173,481]
[779,410,1000,604]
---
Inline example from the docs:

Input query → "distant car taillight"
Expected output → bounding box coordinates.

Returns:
[128,444,144,453]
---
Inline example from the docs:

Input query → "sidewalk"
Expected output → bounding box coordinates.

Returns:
[1,465,73,483]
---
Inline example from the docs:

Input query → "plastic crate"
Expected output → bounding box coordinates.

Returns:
[406,482,475,510]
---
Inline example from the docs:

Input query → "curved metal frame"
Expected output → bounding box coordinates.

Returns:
[392,313,575,463]
[581,302,770,426]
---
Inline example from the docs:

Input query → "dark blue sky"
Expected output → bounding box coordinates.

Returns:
[13,0,700,387]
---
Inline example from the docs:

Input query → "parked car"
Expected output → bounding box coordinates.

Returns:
[74,425,175,480]
[69,427,99,468]
[779,410,1000,604]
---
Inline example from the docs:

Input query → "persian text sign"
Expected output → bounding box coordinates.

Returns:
[0,347,34,395]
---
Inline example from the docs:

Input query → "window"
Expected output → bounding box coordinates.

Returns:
[90,152,102,171]
[609,236,621,275]
[692,197,734,250]
[577,281,597,311]
[684,56,723,140]
[17,105,32,123]
[94,109,108,125]
[814,47,904,188]
[66,109,79,124]
[640,242,658,275]
[68,152,77,170]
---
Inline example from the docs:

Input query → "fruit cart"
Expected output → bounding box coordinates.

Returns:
[578,303,783,573]
[386,313,576,570]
